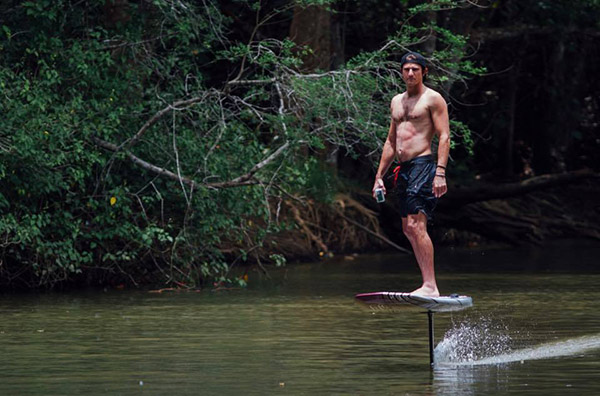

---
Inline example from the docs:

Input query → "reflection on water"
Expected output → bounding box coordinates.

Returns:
[1,240,600,395]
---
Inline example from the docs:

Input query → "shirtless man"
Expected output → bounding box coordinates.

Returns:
[372,52,450,297]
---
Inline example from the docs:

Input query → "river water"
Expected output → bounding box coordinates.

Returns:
[1,240,599,395]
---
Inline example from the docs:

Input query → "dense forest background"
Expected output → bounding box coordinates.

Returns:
[0,0,599,289]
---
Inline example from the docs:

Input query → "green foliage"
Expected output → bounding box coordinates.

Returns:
[285,0,484,161]
[0,0,216,288]
[0,0,483,289]
[269,254,287,267]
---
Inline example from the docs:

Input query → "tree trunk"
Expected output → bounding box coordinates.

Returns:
[289,5,332,72]
[289,4,338,171]
[505,65,518,177]
[439,6,480,94]
[330,2,346,70]
[535,31,567,173]
[103,0,130,27]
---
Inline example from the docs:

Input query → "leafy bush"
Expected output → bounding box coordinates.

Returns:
[0,0,481,289]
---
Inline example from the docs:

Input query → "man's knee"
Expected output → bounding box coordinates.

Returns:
[403,213,427,239]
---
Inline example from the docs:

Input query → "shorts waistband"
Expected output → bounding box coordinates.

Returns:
[401,154,434,166]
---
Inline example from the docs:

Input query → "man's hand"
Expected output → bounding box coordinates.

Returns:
[433,174,447,198]
[372,178,386,199]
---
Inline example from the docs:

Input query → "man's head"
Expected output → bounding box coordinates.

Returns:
[400,52,428,84]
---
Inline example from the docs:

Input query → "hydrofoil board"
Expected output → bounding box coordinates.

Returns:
[355,291,472,312]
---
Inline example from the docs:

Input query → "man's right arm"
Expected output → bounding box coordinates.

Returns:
[373,115,397,196]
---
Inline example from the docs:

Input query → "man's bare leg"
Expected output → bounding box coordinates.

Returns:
[402,212,440,297]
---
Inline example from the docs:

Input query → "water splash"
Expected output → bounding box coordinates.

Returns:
[435,318,600,366]
[434,317,513,364]
[464,335,600,366]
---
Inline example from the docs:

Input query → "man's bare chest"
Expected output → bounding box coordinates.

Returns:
[392,97,431,123]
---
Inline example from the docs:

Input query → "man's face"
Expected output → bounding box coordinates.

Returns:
[402,63,426,85]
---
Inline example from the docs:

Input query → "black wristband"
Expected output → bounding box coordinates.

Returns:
[435,174,446,178]
[436,165,446,170]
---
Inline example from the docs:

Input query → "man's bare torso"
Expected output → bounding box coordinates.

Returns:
[391,87,438,162]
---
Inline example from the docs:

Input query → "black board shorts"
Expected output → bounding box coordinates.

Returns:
[393,154,437,219]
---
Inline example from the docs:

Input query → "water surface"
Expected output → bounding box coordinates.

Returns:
[1,240,599,395]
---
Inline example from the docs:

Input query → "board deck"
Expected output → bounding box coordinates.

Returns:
[355,291,473,312]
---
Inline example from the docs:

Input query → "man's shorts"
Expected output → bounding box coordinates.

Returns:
[393,154,437,219]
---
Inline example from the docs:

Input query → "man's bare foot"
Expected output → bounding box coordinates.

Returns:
[410,285,440,297]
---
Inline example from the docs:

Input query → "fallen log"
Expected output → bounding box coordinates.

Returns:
[440,169,600,210]
[435,172,600,245]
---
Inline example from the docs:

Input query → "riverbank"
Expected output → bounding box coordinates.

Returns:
[261,181,600,264]
[1,180,597,292]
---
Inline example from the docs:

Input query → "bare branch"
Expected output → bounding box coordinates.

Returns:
[205,141,292,190]
[91,136,291,190]
[122,92,212,151]
[92,136,196,187]
[226,78,277,86]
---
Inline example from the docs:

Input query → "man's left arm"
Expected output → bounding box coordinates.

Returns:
[431,94,450,198]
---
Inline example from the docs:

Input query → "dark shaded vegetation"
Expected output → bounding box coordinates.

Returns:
[0,0,598,290]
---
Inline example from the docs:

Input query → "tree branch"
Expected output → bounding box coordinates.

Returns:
[226,141,290,185]
[122,93,212,151]
[337,212,411,254]
[226,78,277,86]
[91,136,290,190]
[92,136,196,187]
